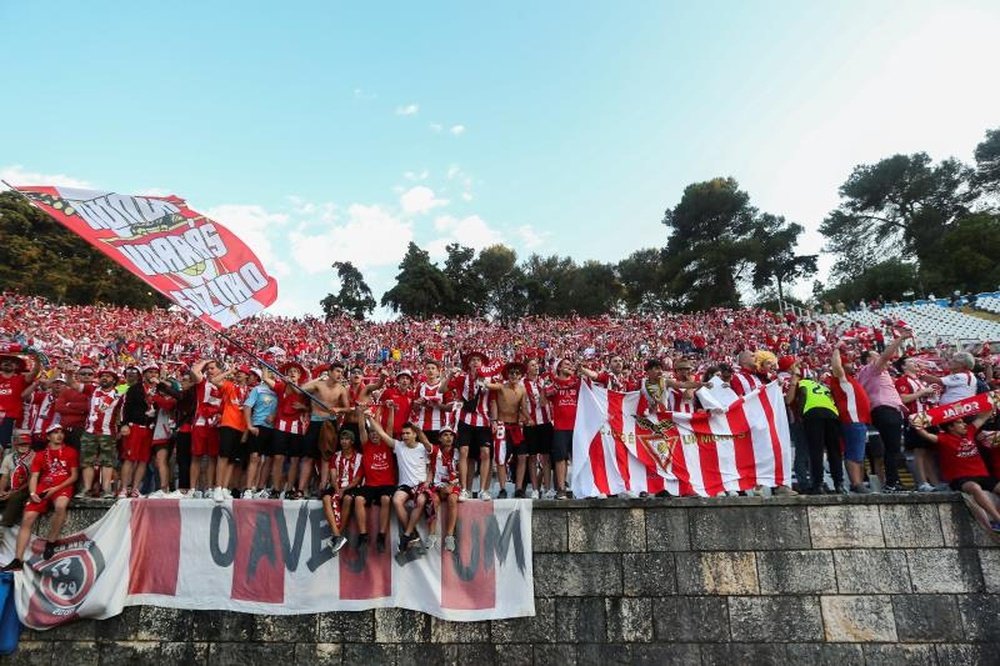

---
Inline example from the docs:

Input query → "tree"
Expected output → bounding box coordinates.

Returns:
[750,215,817,307]
[567,260,622,316]
[440,243,485,316]
[820,153,972,281]
[320,261,376,320]
[921,213,1000,294]
[973,127,1000,196]
[661,177,759,310]
[0,191,167,308]
[473,244,527,323]
[522,254,577,316]
[380,242,453,317]
[617,248,669,313]
[822,259,920,305]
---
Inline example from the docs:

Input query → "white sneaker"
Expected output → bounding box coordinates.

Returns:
[426,534,439,550]
[192,489,204,499]
[479,490,492,501]
[444,535,456,552]
[148,490,166,499]
[917,482,935,493]
[222,488,233,500]
[241,489,254,499]
[543,488,557,500]
[528,489,539,499]
[165,489,185,499]
[458,489,470,502]
[213,487,224,503]
[255,488,272,499]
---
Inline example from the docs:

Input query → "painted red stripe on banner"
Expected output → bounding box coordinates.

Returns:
[588,431,610,495]
[339,506,392,600]
[128,499,181,595]
[607,391,631,491]
[727,399,756,490]
[698,437,724,497]
[671,440,694,497]
[442,501,497,610]
[231,502,284,603]
[758,388,784,486]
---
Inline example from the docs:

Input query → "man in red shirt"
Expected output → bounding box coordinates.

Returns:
[3,424,79,571]
[0,351,42,450]
[351,405,397,553]
[912,411,1000,533]
[828,348,873,493]
[895,356,940,491]
[545,358,583,500]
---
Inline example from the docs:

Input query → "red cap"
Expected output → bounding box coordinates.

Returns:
[777,356,796,372]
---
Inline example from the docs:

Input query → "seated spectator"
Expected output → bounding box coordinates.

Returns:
[0,432,35,533]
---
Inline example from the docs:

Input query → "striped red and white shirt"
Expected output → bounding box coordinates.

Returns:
[450,373,491,428]
[193,380,222,428]
[667,388,697,414]
[273,379,308,434]
[330,450,363,488]
[829,374,872,425]
[431,444,459,485]
[730,370,763,397]
[895,375,929,417]
[412,381,449,432]
[85,387,121,436]
[29,391,59,436]
[523,376,552,425]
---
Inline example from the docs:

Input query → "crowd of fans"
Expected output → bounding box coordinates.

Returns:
[1,291,1000,570]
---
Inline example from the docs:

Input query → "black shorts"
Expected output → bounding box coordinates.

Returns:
[293,420,326,460]
[269,429,301,457]
[396,484,416,498]
[245,426,273,456]
[457,421,492,449]
[218,426,245,460]
[551,429,573,463]
[949,476,1000,492]
[524,423,553,456]
[865,428,885,458]
[903,424,933,450]
[356,485,396,505]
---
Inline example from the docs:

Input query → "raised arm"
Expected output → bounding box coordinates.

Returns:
[189,359,209,384]
[831,348,845,380]
[365,413,395,446]
[873,334,910,373]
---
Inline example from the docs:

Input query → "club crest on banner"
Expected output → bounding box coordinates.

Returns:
[25,536,106,627]
[634,415,679,474]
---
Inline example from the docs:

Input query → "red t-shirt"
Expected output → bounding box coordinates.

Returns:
[936,426,988,481]
[362,441,397,486]
[0,373,28,420]
[548,376,582,431]
[379,386,414,437]
[31,445,79,490]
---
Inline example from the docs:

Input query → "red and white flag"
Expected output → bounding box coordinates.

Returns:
[12,185,278,330]
[572,382,792,497]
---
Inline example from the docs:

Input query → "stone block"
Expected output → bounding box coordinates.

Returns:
[208,643,297,666]
[833,549,911,593]
[785,643,865,665]
[906,548,983,593]
[253,613,317,643]
[126,607,193,642]
[161,642,209,666]
[341,642,398,664]
[316,610,374,642]
[644,508,690,551]
[977,548,1000,592]
[651,596,729,642]
[622,552,676,596]
[491,597,556,644]
[700,643,787,665]
[808,505,884,548]
[400,644,459,666]
[688,505,810,550]
[455,642,494,666]
[554,597,606,644]
[936,643,1000,666]
[631,643,701,666]
[568,508,646,552]
[891,594,964,642]
[97,641,162,666]
[532,508,568,552]
[2,641,54,666]
[94,606,142,641]
[675,551,758,595]
[430,616,491,643]
[862,644,937,665]
[820,595,897,642]
[533,553,621,596]
[40,617,97,641]
[957,594,1000,641]
[756,550,837,594]
[938,502,979,547]
[729,596,823,642]
[534,644,576,665]
[63,641,101,666]
[879,503,944,547]
[374,607,431,643]
[292,642,342,666]
[189,611,255,643]
[605,597,653,643]
[576,643,633,665]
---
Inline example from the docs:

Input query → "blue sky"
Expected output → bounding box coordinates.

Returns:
[2,0,999,316]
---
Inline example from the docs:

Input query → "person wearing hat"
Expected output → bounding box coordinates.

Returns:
[411,359,455,444]
[79,368,123,499]
[0,431,35,532]
[427,425,460,551]
[53,363,96,452]
[2,424,79,571]
[262,362,311,498]
[0,349,42,450]
[341,365,385,446]
[321,428,363,556]
[447,351,497,500]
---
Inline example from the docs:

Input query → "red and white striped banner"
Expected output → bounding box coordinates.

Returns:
[13,499,533,630]
[572,382,792,497]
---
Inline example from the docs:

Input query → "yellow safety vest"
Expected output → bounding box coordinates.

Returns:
[799,378,838,416]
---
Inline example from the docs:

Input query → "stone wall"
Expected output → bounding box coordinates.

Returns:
[10,494,1000,665]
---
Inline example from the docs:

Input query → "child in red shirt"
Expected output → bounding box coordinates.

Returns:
[3,423,79,570]
[913,411,1000,534]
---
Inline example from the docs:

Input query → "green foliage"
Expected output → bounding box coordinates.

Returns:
[920,213,1000,294]
[750,215,817,305]
[616,247,670,313]
[440,243,484,316]
[320,260,376,320]
[974,128,1000,196]
[822,259,920,305]
[380,242,454,317]
[0,191,168,308]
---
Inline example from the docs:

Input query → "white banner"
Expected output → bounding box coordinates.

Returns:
[14,498,534,629]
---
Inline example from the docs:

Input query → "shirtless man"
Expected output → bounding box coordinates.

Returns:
[297,361,350,495]
[488,362,529,498]
[341,366,385,443]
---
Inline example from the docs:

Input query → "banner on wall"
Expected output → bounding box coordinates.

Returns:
[13,499,533,630]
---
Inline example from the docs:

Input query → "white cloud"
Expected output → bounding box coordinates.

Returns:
[290,203,413,274]
[450,124,466,136]
[403,169,429,181]
[204,204,291,277]
[0,165,92,189]
[400,185,449,215]
[429,123,443,133]
[395,103,419,116]
[516,224,549,250]
[427,214,503,257]
[353,88,376,100]
[461,192,473,202]
[286,195,338,223]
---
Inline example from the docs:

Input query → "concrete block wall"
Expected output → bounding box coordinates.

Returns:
[12,495,1000,665]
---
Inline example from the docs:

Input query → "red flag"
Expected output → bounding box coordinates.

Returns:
[14,185,277,330]
[910,391,999,428]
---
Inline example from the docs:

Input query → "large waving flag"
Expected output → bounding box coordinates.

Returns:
[572,381,792,497]
[12,185,278,330]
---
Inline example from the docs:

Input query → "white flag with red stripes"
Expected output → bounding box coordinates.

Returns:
[571,381,792,497]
